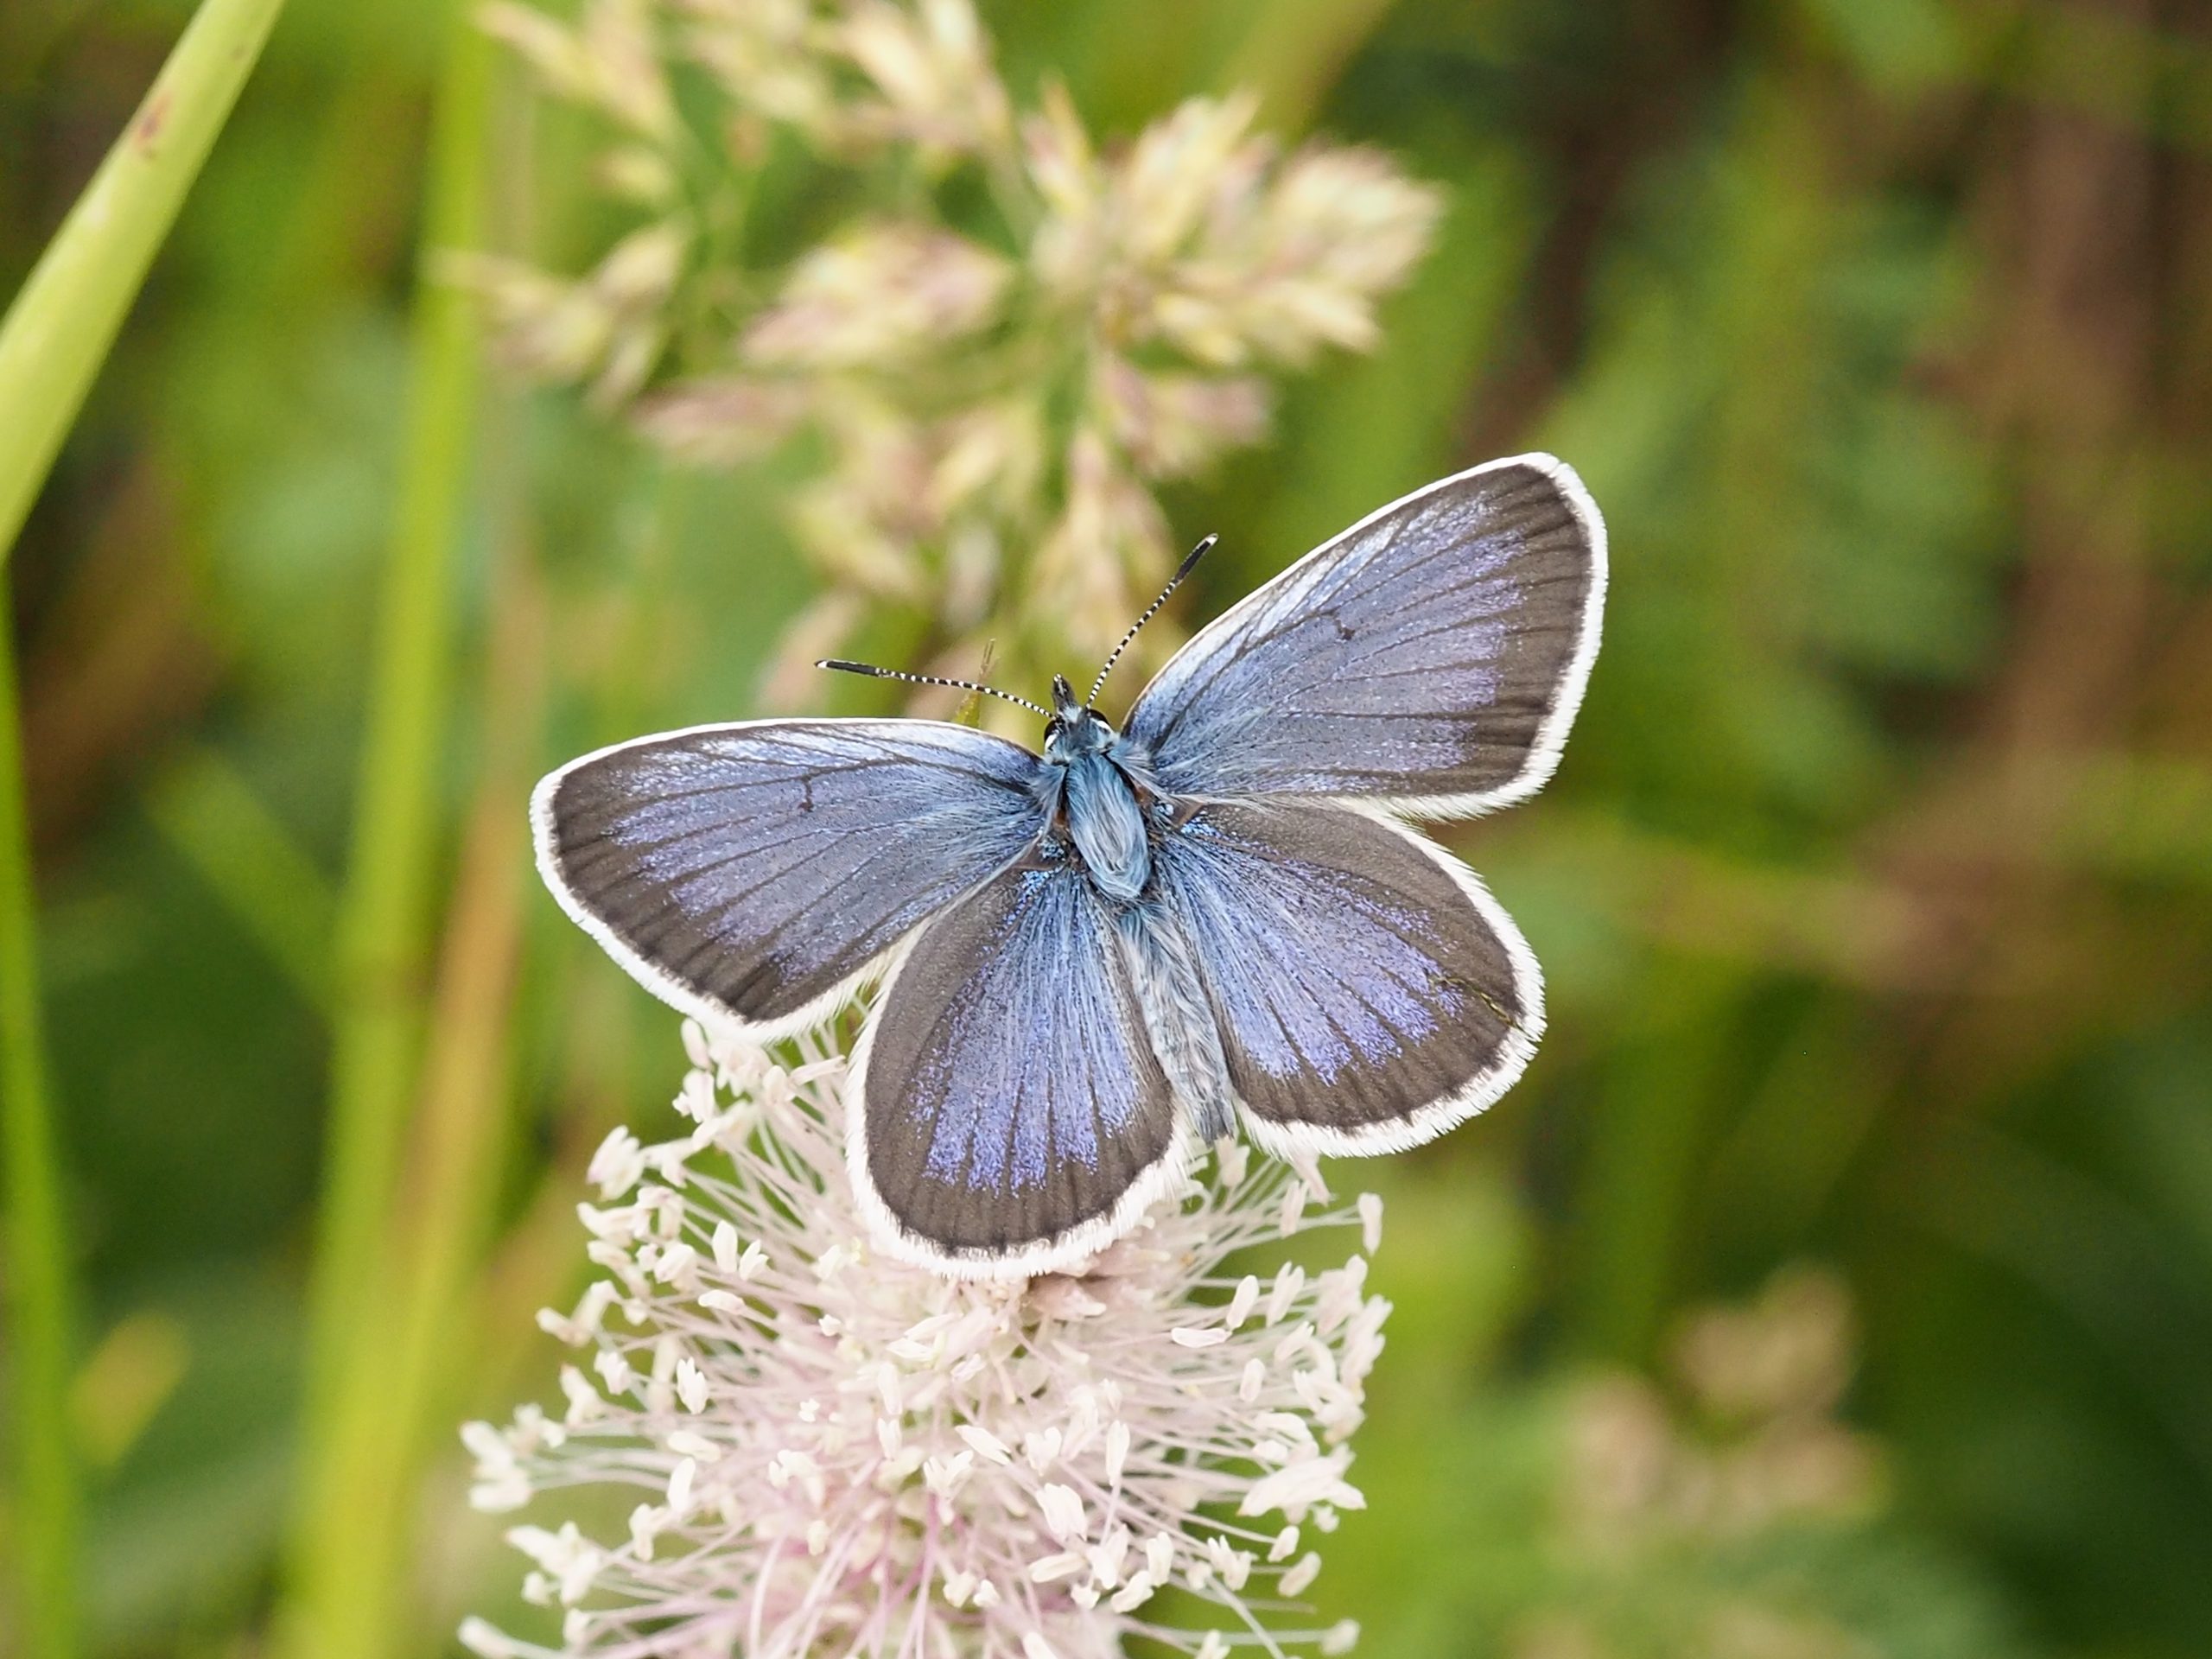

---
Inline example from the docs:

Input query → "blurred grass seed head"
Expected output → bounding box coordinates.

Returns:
[1503,1269,1894,1659]
[461,0,1440,706]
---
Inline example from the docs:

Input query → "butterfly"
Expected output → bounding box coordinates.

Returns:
[533,454,1606,1277]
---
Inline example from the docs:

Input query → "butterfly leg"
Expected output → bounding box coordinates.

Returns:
[1113,904,1237,1144]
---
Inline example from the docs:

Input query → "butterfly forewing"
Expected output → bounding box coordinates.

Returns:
[534,720,1047,1037]
[1123,454,1605,815]
[851,855,1183,1275]
[1150,799,1542,1154]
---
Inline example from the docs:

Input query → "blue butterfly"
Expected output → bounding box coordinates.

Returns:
[534,454,1606,1277]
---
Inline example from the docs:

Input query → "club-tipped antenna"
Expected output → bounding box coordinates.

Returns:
[817,658,1051,719]
[1087,533,1217,707]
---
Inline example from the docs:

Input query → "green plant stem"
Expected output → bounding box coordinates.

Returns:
[295,405,542,1659]
[1219,0,1403,129]
[0,0,291,565]
[0,593,78,1657]
[281,12,493,1659]
[0,9,290,1647]
[369,723,534,1641]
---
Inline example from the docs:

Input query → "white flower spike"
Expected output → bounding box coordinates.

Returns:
[463,1022,1390,1659]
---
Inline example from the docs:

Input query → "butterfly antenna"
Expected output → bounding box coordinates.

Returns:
[817,659,1052,719]
[1087,533,1217,707]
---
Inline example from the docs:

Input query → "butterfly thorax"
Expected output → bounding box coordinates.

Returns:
[1041,673,1157,903]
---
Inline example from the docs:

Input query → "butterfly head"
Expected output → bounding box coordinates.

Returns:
[1043,673,1116,760]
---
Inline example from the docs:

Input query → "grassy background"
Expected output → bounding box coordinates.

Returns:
[4,0,2210,1655]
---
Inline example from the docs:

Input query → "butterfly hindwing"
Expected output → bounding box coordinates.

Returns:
[1124,454,1605,815]
[533,719,1047,1038]
[1149,799,1542,1154]
[851,854,1184,1276]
